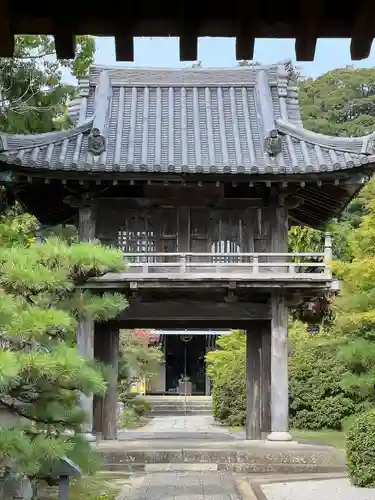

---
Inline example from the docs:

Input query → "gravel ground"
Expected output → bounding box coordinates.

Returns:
[261,478,375,500]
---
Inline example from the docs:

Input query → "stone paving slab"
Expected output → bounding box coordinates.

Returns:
[118,416,238,441]
[261,478,375,500]
[116,472,241,500]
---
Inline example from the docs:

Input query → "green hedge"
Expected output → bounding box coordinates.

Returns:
[347,409,375,487]
[289,339,355,429]
[208,327,356,431]
[212,368,245,427]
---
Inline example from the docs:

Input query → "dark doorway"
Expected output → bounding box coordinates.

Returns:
[165,335,206,395]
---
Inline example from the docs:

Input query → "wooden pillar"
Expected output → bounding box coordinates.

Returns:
[267,292,292,441]
[246,322,271,440]
[102,327,119,440]
[77,203,96,440]
[94,322,120,440]
[245,327,262,440]
[260,324,271,438]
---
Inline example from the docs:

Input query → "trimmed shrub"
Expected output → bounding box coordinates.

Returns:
[207,330,246,427]
[347,409,375,487]
[131,397,151,416]
[208,325,357,431]
[289,337,355,429]
[212,368,245,427]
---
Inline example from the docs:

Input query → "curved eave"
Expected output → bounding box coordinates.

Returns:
[0,119,93,159]
[276,118,374,156]
[0,118,374,175]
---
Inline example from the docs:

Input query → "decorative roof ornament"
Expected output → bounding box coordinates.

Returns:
[87,127,106,155]
[264,129,282,156]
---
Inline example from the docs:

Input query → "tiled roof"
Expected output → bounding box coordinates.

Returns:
[0,64,375,175]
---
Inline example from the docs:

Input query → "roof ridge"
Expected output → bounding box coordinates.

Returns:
[89,63,287,73]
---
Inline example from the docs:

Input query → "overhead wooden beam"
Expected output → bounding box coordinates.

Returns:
[178,0,198,62]
[236,31,255,61]
[295,0,321,61]
[115,34,134,61]
[179,33,198,62]
[116,300,272,322]
[54,31,76,59]
[235,0,255,62]
[0,0,14,57]
[350,0,375,60]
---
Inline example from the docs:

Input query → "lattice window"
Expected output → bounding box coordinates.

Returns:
[118,216,156,263]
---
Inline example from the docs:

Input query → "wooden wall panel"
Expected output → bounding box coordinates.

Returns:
[95,200,287,255]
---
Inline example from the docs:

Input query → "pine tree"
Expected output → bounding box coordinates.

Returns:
[0,235,128,495]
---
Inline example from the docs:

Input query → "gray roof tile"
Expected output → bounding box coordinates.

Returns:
[0,64,374,175]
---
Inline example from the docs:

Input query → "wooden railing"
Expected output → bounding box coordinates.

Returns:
[122,233,333,280]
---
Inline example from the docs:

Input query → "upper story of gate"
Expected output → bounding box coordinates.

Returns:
[0,63,373,291]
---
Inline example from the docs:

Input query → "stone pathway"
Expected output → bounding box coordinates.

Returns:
[261,478,375,500]
[117,471,241,500]
[115,416,243,499]
[112,415,348,499]
[118,415,242,441]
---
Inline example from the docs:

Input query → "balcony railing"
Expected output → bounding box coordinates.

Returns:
[122,233,333,281]
[122,251,331,278]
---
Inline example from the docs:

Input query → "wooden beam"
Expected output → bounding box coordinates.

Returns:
[180,33,198,62]
[116,300,271,321]
[0,0,14,57]
[295,0,321,61]
[236,28,255,61]
[115,34,134,61]
[54,30,76,59]
[235,0,255,62]
[350,0,375,60]
[179,1,198,62]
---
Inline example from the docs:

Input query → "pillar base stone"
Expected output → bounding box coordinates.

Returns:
[267,431,293,442]
[80,432,96,442]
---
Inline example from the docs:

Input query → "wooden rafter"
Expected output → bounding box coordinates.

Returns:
[350,0,375,60]
[295,0,321,61]
[0,1,375,61]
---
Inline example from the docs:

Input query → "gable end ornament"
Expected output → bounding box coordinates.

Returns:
[87,127,106,156]
[264,129,282,156]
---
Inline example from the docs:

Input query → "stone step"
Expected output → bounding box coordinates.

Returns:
[148,410,213,417]
[98,442,347,475]
[147,404,212,411]
[144,396,212,403]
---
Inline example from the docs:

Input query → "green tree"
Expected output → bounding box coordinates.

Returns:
[0,237,128,495]
[119,330,163,386]
[332,197,375,410]
[299,67,375,137]
[0,35,95,134]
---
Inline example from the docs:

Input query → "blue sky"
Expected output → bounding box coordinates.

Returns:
[92,37,375,77]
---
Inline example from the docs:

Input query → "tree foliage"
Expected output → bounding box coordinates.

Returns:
[206,330,246,426]
[0,237,128,490]
[299,67,375,137]
[0,35,95,134]
[119,330,164,384]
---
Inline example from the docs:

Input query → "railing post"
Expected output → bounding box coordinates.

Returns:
[180,253,187,273]
[324,232,332,277]
[253,255,259,274]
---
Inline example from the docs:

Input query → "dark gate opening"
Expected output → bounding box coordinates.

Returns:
[165,335,206,395]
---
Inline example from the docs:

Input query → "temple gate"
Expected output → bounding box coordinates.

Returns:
[0,63,373,441]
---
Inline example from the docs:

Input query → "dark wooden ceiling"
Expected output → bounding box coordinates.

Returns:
[1,0,375,62]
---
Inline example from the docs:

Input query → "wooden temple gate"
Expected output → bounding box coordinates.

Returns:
[0,64,371,442]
